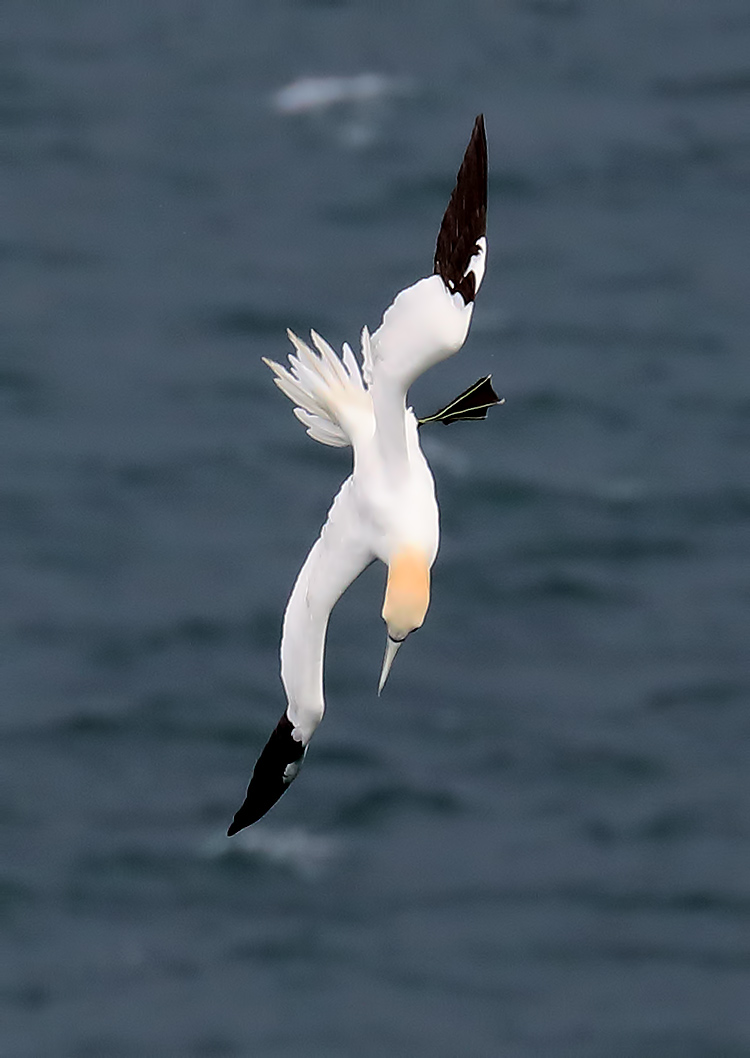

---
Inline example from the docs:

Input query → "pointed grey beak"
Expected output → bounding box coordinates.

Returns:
[378,636,403,696]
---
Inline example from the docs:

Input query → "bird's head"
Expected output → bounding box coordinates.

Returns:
[378,546,431,694]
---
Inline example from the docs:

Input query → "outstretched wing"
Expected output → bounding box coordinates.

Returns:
[368,114,488,393]
[264,117,487,458]
[227,478,374,834]
[433,114,488,304]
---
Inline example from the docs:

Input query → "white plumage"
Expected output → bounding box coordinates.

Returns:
[228,115,494,834]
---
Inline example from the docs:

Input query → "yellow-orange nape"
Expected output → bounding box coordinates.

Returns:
[382,546,431,641]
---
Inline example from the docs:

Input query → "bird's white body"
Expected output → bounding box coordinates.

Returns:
[272,254,486,741]
[278,339,442,744]
[227,117,491,834]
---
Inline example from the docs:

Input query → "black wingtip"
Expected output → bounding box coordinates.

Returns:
[227,712,306,836]
[433,114,488,304]
[418,375,502,427]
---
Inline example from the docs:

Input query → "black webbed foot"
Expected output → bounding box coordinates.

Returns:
[418,375,502,427]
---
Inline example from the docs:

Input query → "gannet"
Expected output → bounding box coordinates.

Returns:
[228,115,499,834]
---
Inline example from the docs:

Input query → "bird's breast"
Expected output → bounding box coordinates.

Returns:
[352,457,439,567]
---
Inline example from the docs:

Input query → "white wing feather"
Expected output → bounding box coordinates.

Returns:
[281,478,374,741]
[369,236,486,389]
[265,114,487,450]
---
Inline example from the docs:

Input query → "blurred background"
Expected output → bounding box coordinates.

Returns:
[2,1,749,1055]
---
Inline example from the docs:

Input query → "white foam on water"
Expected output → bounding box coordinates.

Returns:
[271,73,409,115]
[201,825,340,879]
[270,73,413,148]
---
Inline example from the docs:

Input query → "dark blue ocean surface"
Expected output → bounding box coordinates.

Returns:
[2,2,750,1055]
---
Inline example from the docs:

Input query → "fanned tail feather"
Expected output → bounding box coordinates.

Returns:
[263,329,373,447]
[360,326,374,388]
